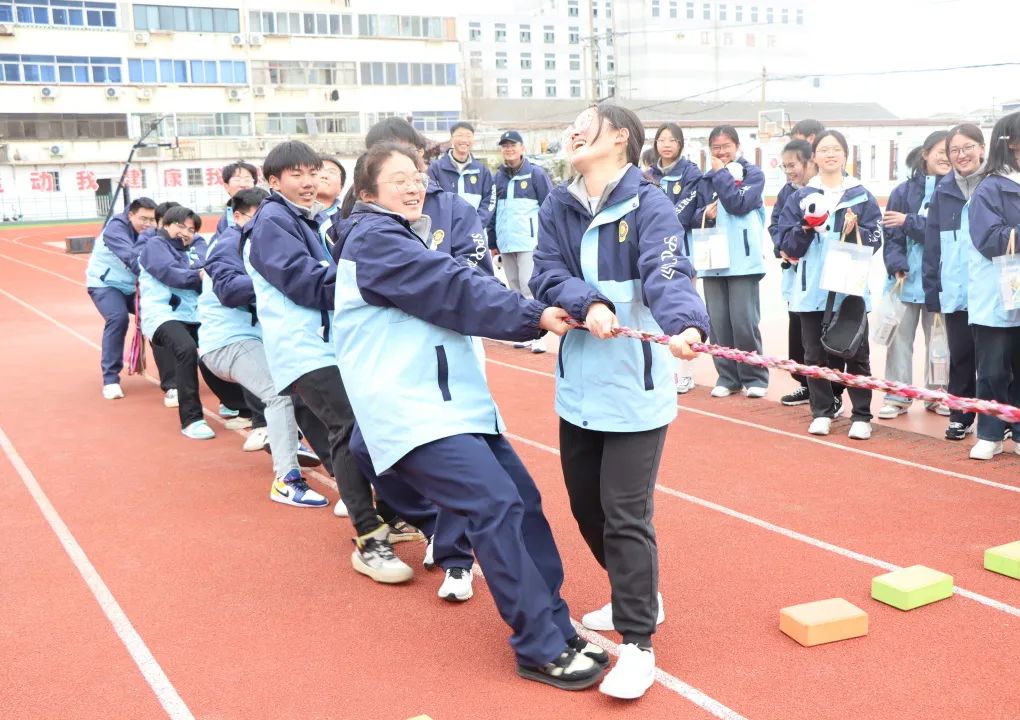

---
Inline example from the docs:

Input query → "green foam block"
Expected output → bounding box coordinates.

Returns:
[871,565,954,611]
[985,541,1020,580]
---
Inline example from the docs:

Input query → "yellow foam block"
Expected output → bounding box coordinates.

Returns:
[985,541,1020,580]
[871,565,954,610]
[780,598,868,647]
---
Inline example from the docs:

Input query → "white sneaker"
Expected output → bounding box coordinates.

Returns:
[1015,442,1020,456]
[242,427,269,452]
[530,336,548,354]
[848,421,872,440]
[162,389,178,408]
[675,375,695,394]
[581,593,664,632]
[808,417,832,436]
[877,403,908,419]
[970,439,1003,461]
[332,498,349,517]
[224,416,253,431]
[512,340,532,349]
[423,535,435,569]
[102,383,124,400]
[437,567,473,601]
[181,420,216,440]
[709,386,732,398]
[599,644,656,700]
[744,386,768,399]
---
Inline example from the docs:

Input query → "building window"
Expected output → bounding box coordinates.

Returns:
[495,52,507,69]
[0,113,127,139]
[607,54,615,71]
[570,79,580,97]
[358,14,445,39]
[568,0,579,16]
[128,58,245,84]
[686,1,695,18]
[719,3,727,20]
[521,79,533,97]
[606,1,613,18]
[750,6,758,21]
[496,78,508,97]
[606,29,613,45]
[669,0,677,18]
[745,33,755,46]
[723,32,732,45]
[358,62,456,86]
[0,54,124,84]
[796,8,803,24]
[187,168,202,186]
[781,7,788,23]
[543,25,554,43]
[470,79,483,97]
[469,52,482,70]
[568,26,579,43]
[133,5,239,33]
[544,53,555,70]
[521,52,532,69]
[255,112,360,135]
[700,31,710,44]
[545,79,556,97]
[651,0,659,17]
[495,23,506,42]
[520,24,531,42]
[569,53,580,71]
[703,2,710,19]
[766,6,773,22]
[5,0,117,28]
[174,112,250,137]
[735,4,743,20]
[253,60,356,86]
[468,22,480,41]
[249,11,353,36]
[410,111,459,133]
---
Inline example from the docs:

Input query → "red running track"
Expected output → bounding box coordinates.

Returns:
[1,223,1019,720]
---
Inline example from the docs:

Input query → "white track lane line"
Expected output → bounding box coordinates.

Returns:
[504,431,1020,619]
[0,426,194,719]
[0,252,87,286]
[0,234,89,261]
[486,357,1020,495]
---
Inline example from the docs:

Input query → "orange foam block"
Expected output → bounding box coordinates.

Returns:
[779,598,869,647]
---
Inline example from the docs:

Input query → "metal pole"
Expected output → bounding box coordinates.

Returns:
[99,115,166,229]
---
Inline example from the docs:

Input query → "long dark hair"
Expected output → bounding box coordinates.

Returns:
[590,102,645,166]
[984,112,1020,176]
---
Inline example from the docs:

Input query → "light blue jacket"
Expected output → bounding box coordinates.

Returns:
[487,158,552,253]
[138,229,203,338]
[332,203,545,473]
[85,210,140,294]
[694,157,767,277]
[776,177,884,313]
[966,173,1020,328]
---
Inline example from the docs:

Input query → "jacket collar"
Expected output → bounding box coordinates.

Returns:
[268,190,324,221]
[156,227,187,252]
[565,164,640,217]
[500,158,531,178]
[350,201,433,244]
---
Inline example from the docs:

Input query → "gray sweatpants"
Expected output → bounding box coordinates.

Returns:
[702,275,770,391]
[201,339,299,480]
[501,251,535,298]
[883,301,936,404]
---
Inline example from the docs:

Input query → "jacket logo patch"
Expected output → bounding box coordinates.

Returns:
[672,183,682,195]
[470,176,477,185]
[520,180,528,190]
[432,229,445,247]
[618,220,629,243]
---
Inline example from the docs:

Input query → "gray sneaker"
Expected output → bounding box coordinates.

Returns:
[351,526,413,584]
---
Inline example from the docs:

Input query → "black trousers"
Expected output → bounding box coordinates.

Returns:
[972,324,1020,442]
[291,366,379,536]
[800,311,873,422]
[152,343,178,391]
[559,419,666,647]
[944,311,977,427]
[151,321,245,429]
[789,311,846,395]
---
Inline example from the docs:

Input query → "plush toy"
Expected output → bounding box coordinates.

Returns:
[725,161,744,185]
[799,192,829,228]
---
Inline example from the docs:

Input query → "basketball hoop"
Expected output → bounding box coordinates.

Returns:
[758,109,790,142]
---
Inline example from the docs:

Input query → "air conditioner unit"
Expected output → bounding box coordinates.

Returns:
[226,87,242,101]
[252,85,266,97]
[39,86,58,99]
[0,22,15,36]
[136,87,153,100]
[247,32,264,46]
[230,33,244,46]
[105,86,121,99]
[49,144,65,157]
[133,31,150,45]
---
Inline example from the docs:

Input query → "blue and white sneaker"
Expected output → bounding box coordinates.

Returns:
[218,404,240,418]
[270,470,329,508]
[181,420,215,440]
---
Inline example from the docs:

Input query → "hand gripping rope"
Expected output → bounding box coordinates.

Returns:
[563,320,1020,424]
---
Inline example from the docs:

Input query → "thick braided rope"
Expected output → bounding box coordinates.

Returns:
[563,320,1020,424]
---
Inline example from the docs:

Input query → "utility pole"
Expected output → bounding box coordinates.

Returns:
[588,0,599,100]
[760,66,767,106]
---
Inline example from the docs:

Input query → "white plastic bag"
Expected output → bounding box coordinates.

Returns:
[928,313,949,386]
[691,227,730,271]
[872,280,907,346]
[994,229,1020,311]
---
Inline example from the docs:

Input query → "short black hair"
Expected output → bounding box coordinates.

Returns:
[128,197,157,213]
[222,161,259,184]
[791,119,825,139]
[161,205,202,232]
[319,155,347,186]
[653,123,686,155]
[450,121,475,135]
[155,200,181,225]
[365,117,428,151]
[231,187,269,215]
[782,139,813,164]
[262,141,322,182]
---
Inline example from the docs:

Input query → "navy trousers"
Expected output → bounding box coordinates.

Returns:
[381,432,575,666]
[88,286,175,388]
[351,424,473,571]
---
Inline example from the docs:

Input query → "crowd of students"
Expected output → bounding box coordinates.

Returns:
[80,105,1019,700]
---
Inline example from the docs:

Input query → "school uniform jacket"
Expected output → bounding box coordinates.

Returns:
[776,177,883,313]
[85,210,141,295]
[486,158,553,253]
[692,156,768,277]
[332,203,546,473]
[215,205,234,237]
[922,172,971,313]
[138,229,202,338]
[648,158,703,251]
[770,181,800,303]
[427,151,496,229]
[531,165,710,433]
[967,173,1020,328]
[243,192,336,393]
[882,172,940,304]
[197,226,260,356]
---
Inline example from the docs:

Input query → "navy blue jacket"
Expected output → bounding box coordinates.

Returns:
[883,173,938,271]
[769,181,798,257]
[138,230,202,293]
[206,226,255,309]
[427,151,496,229]
[693,157,765,228]
[648,157,703,239]
[922,172,967,312]
[245,192,335,312]
[486,158,553,249]
[215,205,233,237]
